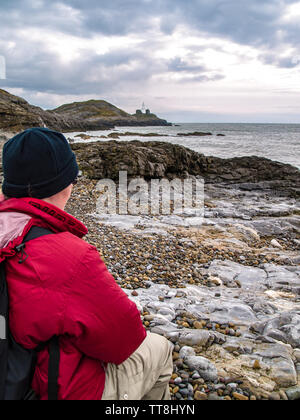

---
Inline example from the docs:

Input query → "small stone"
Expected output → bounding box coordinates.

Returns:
[279,390,289,401]
[193,321,203,330]
[174,344,181,353]
[173,386,180,394]
[131,291,139,296]
[269,392,281,401]
[144,315,154,322]
[253,360,261,370]
[179,388,189,397]
[227,383,238,390]
[194,391,208,401]
[232,392,249,401]
[172,352,180,361]
[208,392,222,401]
[293,349,300,363]
[271,239,282,249]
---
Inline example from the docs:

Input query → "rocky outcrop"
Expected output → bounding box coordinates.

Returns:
[51,100,171,127]
[0,89,113,133]
[179,132,213,137]
[71,140,300,195]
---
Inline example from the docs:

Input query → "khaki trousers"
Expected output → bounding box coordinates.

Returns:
[102,333,173,400]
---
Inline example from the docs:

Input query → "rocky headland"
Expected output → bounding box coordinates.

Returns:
[52,100,171,127]
[0,89,170,134]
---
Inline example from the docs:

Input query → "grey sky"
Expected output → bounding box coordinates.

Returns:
[0,0,299,122]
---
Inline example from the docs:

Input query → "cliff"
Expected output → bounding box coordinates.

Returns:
[0,89,113,133]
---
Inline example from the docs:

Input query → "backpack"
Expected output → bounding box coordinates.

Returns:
[0,226,60,401]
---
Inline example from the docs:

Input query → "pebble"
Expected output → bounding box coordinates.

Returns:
[179,388,189,397]
[208,392,222,401]
[227,383,238,390]
[253,360,261,370]
[193,321,203,330]
[279,390,289,401]
[269,392,281,401]
[194,391,208,401]
[232,392,249,401]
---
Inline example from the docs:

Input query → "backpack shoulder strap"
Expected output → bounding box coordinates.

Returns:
[21,226,60,400]
[23,226,54,243]
[0,262,8,401]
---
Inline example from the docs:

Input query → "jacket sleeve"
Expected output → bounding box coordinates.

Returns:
[63,244,147,365]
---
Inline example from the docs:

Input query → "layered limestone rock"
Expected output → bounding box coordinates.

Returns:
[71,140,300,196]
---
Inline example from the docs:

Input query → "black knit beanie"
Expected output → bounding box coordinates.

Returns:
[2,127,78,199]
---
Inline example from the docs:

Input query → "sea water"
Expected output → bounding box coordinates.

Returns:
[67,123,300,169]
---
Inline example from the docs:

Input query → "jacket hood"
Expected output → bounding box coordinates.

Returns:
[0,195,88,253]
[0,211,32,249]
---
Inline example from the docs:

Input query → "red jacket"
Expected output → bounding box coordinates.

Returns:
[0,196,146,400]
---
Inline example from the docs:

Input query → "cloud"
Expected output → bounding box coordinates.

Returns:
[167,57,207,73]
[259,52,300,68]
[0,0,299,121]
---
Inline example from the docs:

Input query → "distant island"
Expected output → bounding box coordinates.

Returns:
[0,89,171,134]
